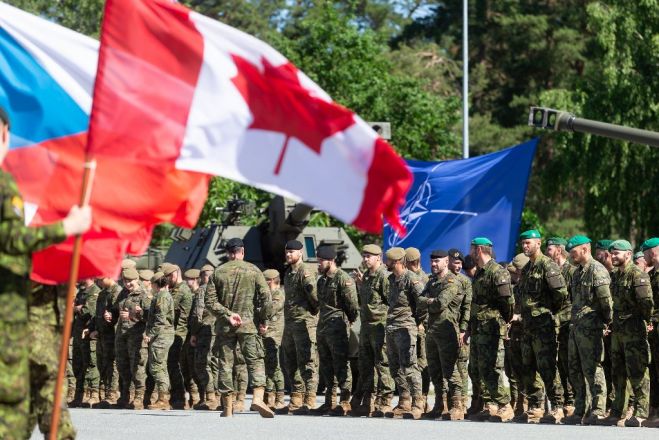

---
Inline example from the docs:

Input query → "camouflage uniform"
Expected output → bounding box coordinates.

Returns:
[72,283,101,404]
[556,261,576,408]
[609,262,653,419]
[189,283,218,401]
[316,267,359,408]
[649,267,659,414]
[0,169,66,439]
[518,255,567,411]
[167,281,192,407]
[505,285,529,410]
[411,268,430,397]
[568,259,612,419]
[28,284,76,439]
[455,273,472,406]
[263,286,285,394]
[145,287,175,397]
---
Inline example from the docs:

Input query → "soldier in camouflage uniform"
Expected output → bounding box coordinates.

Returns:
[594,239,616,411]
[261,269,286,410]
[162,263,193,409]
[145,271,175,410]
[546,237,576,416]
[421,250,469,421]
[74,279,101,408]
[600,240,653,427]
[382,247,424,419]
[0,106,91,439]
[467,237,514,423]
[312,245,359,416]
[278,239,319,415]
[205,238,273,417]
[355,244,395,418]
[183,269,202,408]
[642,238,659,426]
[562,235,612,425]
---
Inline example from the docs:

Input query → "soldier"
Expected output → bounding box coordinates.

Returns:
[205,237,273,417]
[145,271,175,410]
[162,263,193,410]
[546,237,576,416]
[260,269,286,410]
[278,239,319,415]
[312,245,359,416]
[562,235,612,425]
[421,250,468,420]
[467,237,515,422]
[595,239,616,410]
[191,264,219,411]
[71,278,101,408]
[515,230,568,424]
[642,237,659,427]
[183,269,201,408]
[355,244,395,418]
[600,240,653,427]
[383,247,424,419]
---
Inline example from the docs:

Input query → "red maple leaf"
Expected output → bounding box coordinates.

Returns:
[230,54,355,175]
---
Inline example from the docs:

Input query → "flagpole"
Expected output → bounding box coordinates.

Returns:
[49,158,96,440]
[462,0,469,159]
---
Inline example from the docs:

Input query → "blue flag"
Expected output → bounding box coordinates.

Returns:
[384,139,538,271]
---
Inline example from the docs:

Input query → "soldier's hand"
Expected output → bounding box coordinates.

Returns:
[511,313,521,322]
[353,269,363,284]
[458,331,465,348]
[62,205,92,237]
[103,310,112,322]
[74,304,83,314]
[190,335,197,347]
[462,330,470,346]
[119,310,129,321]
[143,335,151,344]
[603,326,611,336]
[82,328,89,339]
[228,313,242,327]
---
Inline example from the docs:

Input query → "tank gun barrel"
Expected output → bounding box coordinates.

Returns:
[286,203,313,227]
[529,106,659,148]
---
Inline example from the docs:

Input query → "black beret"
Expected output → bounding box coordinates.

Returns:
[285,239,303,250]
[430,249,448,259]
[316,245,337,260]
[448,248,464,262]
[225,237,244,250]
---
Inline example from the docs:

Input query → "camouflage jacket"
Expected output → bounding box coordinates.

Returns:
[570,258,612,328]
[610,261,653,331]
[358,264,389,325]
[114,286,150,336]
[455,272,473,332]
[386,269,424,330]
[421,271,465,332]
[146,287,175,339]
[283,260,319,324]
[470,259,514,330]
[28,283,66,328]
[265,286,285,338]
[556,260,576,325]
[190,284,216,336]
[90,283,122,335]
[317,267,359,329]
[518,254,568,328]
[649,267,659,324]
[73,283,101,332]
[171,281,193,339]
[206,259,271,334]
[412,268,429,285]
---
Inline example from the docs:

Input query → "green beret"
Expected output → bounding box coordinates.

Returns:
[161,262,179,276]
[608,239,632,251]
[362,244,382,255]
[201,264,214,273]
[385,247,406,261]
[152,271,164,283]
[641,237,659,251]
[122,268,139,281]
[121,259,137,270]
[519,229,541,240]
[546,237,567,247]
[566,235,591,251]
[634,251,645,260]
[405,247,421,262]
[184,268,200,279]
[138,269,154,281]
[595,239,613,250]
[262,269,280,280]
[471,237,493,247]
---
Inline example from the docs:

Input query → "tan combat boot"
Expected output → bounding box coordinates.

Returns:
[193,392,207,410]
[423,396,444,419]
[352,392,374,417]
[205,392,219,411]
[265,391,275,410]
[99,388,105,402]
[293,393,317,415]
[489,403,514,422]
[540,406,564,424]
[445,396,464,421]
[79,388,92,408]
[513,406,543,423]
[329,390,351,416]
[471,403,497,422]
[233,392,246,412]
[514,396,527,416]
[404,395,425,420]
[250,387,275,418]
[563,404,575,417]
[132,390,145,410]
[310,390,336,416]
[87,388,101,409]
[372,394,393,418]
[561,412,585,425]
[221,394,233,417]
[441,394,449,418]
[274,391,286,410]
[597,411,624,426]
[276,392,303,414]
[147,392,171,410]
[189,390,201,408]
[66,385,76,406]
[386,395,412,419]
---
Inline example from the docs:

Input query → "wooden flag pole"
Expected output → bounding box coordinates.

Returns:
[49,158,96,440]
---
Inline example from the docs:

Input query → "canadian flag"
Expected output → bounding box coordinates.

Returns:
[89,0,412,236]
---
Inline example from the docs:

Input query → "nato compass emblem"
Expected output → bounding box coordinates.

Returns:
[387,172,478,247]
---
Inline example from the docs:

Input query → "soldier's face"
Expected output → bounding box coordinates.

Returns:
[317,258,332,274]
[201,271,211,284]
[362,253,380,270]
[610,249,631,267]
[595,249,611,265]
[430,257,447,274]
[569,244,588,264]
[142,280,151,290]
[634,258,648,270]
[185,278,198,290]
[644,248,658,267]
[521,238,541,257]
[546,244,559,259]
[266,278,279,290]
[448,257,462,274]
[124,278,139,292]
[285,249,302,264]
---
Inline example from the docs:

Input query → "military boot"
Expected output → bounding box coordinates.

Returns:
[471,403,497,422]
[597,411,624,426]
[132,390,145,410]
[352,392,374,417]
[276,392,303,414]
[444,396,464,421]
[293,393,317,415]
[540,406,564,424]
[642,407,659,427]
[99,388,105,402]
[423,396,444,419]
[115,385,130,409]
[513,406,543,423]
[561,412,584,425]
[274,391,286,410]
[310,390,336,416]
[66,385,75,406]
[189,390,201,408]
[466,395,483,418]
[220,394,233,417]
[404,395,425,420]
[69,387,84,408]
[87,388,101,409]
[147,392,171,410]
[625,416,645,427]
[79,388,91,408]
[329,390,351,416]
[514,396,527,416]
[441,394,449,418]
[265,391,275,410]
[386,395,412,419]
[250,387,275,418]
[582,412,606,425]
[372,394,393,418]
[563,404,575,417]
[489,403,514,422]
[233,392,246,412]
[205,392,219,410]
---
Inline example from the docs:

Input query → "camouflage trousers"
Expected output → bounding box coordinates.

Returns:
[458,339,469,400]
[359,322,395,397]
[610,320,651,418]
[521,319,564,407]
[167,335,186,403]
[148,334,174,393]
[568,323,607,417]
[0,320,30,440]
[232,344,248,394]
[263,333,284,392]
[426,323,462,399]
[182,336,198,397]
[505,329,543,406]
[649,326,659,408]
[282,320,318,395]
[116,331,147,396]
[97,332,118,395]
[66,340,74,398]
[417,325,429,394]
[557,322,574,406]
[468,334,483,404]
[215,331,265,394]
[318,319,352,393]
[193,327,217,394]
[386,326,422,397]
[471,319,509,406]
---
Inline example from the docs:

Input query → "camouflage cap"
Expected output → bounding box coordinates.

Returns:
[201,264,214,273]
[184,268,200,279]
[161,262,179,276]
[566,235,591,251]
[405,247,421,262]
[362,244,382,255]
[510,253,530,271]
[121,259,137,270]
[595,239,613,250]
[546,237,568,247]
[152,271,164,283]
[122,268,139,281]
[519,229,541,240]
[262,269,280,280]
[471,237,493,247]
[641,237,659,251]
[608,239,632,252]
[138,269,154,281]
[634,251,645,260]
[385,247,406,261]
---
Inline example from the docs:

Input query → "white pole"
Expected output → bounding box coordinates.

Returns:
[462,0,469,159]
